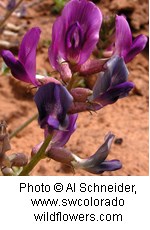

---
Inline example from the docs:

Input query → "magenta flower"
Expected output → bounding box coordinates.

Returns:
[49,0,102,71]
[114,15,147,63]
[1,27,41,86]
[34,82,73,130]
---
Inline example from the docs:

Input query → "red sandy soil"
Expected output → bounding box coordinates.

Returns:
[0,0,149,176]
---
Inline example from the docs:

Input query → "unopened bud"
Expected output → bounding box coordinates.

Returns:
[73,58,108,76]
[0,121,11,167]
[59,62,72,82]
[8,153,28,167]
[70,88,93,102]
[47,147,75,165]
[0,120,11,154]
[1,167,14,176]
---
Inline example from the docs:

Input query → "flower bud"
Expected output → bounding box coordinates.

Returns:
[8,153,28,167]
[59,62,72,82]
[1,167,14,176]
[0,120,11,154]
[70,88,92,102]
[72,58,107,76]
[47,147,75,165]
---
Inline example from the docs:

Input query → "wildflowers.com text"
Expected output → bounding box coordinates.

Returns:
[33,211,123,222]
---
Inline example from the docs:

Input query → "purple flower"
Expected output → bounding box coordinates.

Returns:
[1,27,41,86]
[45,113,78,147]
[49,0,102,71]
[46,132,122,174]
[89,56,134,109]
[34,82,73,130]
[72,132,122,174]
[31,114,78,157]
[32,132,122,174]
[114,15,147,63]
[68,56,134,114]
[32,82,78,157]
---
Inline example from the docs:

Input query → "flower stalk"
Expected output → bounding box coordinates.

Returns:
[9,113,38,139]
[19,134,52,176]
[0,0,24,29]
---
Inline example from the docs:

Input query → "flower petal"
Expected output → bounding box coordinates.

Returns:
[70,132,122,174]
[67,0,102,64]
[1,27,41,86]
[48,16,65,70]
[18,27,41,85]
[91,56,129,100]
[115,15,147,63]
[115,15,132,58]
[107,56,129,87]
[76,132,115,169]
[93,82,134,106]
[49,0,102,68]
[34,82,73,129]
[51,114,78,147]
[47,115,60,130]
[124,34,148,63]
[1,50,32,84]
[86,160,122,174]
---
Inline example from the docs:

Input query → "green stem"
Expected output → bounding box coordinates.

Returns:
[19,134,52,176]
[9,113,38,139]
[0,0,24,29]
[66,73,79,91]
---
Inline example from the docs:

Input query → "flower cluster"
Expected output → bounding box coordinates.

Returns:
[0,0,147,175]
